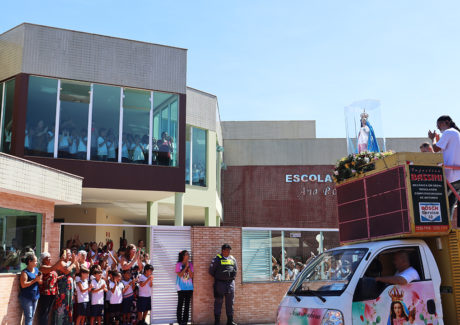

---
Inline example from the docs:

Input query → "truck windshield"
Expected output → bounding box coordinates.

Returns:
[289,248,368,296]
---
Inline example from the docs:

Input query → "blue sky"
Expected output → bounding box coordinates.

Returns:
[2,0,460,138]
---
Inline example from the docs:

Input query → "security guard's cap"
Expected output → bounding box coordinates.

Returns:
[221,243,232,250]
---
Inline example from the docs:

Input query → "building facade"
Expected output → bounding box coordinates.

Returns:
[1,23,223,248]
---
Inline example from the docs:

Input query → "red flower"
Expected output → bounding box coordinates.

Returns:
[360,315,364,322]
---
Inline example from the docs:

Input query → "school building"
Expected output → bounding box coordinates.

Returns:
[0,23,431,324]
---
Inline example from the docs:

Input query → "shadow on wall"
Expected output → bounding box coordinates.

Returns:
[1,275,23,325]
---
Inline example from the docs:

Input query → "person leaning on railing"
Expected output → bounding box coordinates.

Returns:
[428,115,460,220]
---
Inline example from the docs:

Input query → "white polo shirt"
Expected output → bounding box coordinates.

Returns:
[395,266,420,283]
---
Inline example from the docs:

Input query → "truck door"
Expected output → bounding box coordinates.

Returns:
[351,246,439,324]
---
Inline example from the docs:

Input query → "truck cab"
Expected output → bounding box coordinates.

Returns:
[277,239,442,324]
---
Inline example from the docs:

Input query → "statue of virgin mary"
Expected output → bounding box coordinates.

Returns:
[357,111,380,153]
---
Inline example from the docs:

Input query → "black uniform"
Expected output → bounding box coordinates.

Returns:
[209,253,238,323]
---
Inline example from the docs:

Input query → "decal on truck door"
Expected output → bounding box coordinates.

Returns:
[352,282,438,325]
[277,307,326,325]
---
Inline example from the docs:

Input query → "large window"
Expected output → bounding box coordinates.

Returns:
[153,92,179,166]
[0,79,15,154]
[58,81,90,160]
[0,208,42,273]
[23,76,180,166]
[242,229,340,282]
[122,89,151,164]
[185,126,207,187]
[91,85,121,162]
[25,76,58,157]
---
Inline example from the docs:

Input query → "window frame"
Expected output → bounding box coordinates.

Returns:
[185,126,208,187]
[241,227,340,283]
[0,207,42,274]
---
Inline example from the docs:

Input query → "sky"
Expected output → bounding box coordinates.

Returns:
[2,0,460,139]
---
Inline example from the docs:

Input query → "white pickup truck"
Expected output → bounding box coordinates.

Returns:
[276,238,449,325]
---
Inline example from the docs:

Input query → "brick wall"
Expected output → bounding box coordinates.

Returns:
[0,191,57,325]
[222,166,338,228]
[191,227,291,324]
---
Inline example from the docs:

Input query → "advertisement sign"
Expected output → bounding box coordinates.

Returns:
[409,165,449,232]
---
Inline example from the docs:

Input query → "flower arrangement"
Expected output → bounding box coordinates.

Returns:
[333,151,395,183]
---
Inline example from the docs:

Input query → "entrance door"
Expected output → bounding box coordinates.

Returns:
[150,226,191,324]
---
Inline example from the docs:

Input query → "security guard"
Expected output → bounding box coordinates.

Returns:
[209,243,238,325]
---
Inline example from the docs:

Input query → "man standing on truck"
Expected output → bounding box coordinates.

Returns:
[428,115,460,222]
[209,243,238,325]
[375,251,420,285]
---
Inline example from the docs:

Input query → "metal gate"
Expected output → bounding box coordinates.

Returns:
[150,226,191,324]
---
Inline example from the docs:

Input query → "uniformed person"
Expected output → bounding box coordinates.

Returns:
[209,243,238,325]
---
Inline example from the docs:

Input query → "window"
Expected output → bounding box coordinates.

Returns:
[0,79,15,153]
[153,92,179,166]
[22,75,181,166]
[185,125,191,184]
[241,229,340,282]
[185,126,207,187]
[122,88,151,164]
[288,248,367,296]
[58,80,90,160]
[192,127,207,186]
[91,85,121,162]
[25,76,58,157]
[0,208,42,273]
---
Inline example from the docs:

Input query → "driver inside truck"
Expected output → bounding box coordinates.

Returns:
[374,251,420,285]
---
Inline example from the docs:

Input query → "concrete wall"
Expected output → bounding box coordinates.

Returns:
[191,227,291,324]
[223,137,429,166]
[1,23,187,94]
[0,153,82,205]
[186,87,218,132]
[222,120,316,140]
[0,25,24,82]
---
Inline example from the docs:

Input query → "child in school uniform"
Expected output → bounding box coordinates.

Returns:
[90,267,107,325]
[109,271,125,323]
[121,269,136,324]
[137,264,154,324]
[104,270,114,325]
[76,266,91,325]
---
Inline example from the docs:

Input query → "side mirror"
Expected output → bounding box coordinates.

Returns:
[427,299,436,315]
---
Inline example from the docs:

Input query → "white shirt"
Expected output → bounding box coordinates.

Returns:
[106,280,113,301]
[109,281,124,304]
[122,143,129,158]
[78,137,87,153]
[396,266,420,284]
[69,137,77,154]
[436,128,460,183]
[47,132,54,153]
[133,145,144,161]
[121,279,134,297]
[76,278,90,303]
[137,274,152,297]
[97,136,108,155]
[91,279,105,305]
[107,141,116,159]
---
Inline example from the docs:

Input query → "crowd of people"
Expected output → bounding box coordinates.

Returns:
[18,236,194,325]
[271,251,313,281]
[24,120,176,166]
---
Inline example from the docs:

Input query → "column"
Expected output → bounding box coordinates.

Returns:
[216,215,221,227]
[205,207,217,226]
[174,192,184,226]
[146,201,158,255]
